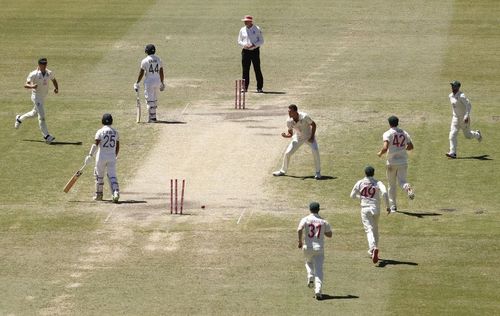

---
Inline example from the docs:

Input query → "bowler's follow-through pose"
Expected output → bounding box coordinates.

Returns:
[350,166,390,264]
[85,114,120,203]
[15,57,59,143]
[134,44,165,123]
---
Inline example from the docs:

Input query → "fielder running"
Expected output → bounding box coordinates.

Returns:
[297,202,332,300]
[446,80,482,159]
[377,116,415,212]
[85,113,120,203]
[15,57,59,143]
[350,166,390,264]
[273,104,321,179]
[134,44,165,123]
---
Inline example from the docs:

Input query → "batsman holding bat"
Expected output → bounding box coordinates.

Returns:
[134,44,165,123]
[85,113,120,203]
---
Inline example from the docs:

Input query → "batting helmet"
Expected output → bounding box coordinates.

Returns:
[102,113,113,125]
[145,44,156,55]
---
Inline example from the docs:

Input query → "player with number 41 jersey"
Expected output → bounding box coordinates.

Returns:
[377,116,415,212]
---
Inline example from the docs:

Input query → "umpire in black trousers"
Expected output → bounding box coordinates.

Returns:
[238,15,264,92]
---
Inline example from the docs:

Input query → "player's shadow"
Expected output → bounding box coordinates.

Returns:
[377,259,418,268]
[150,120,186,124]
[23,139,82,145]
[259,91,286,95]
[396,210,442,218]
[457,154,492,161]
[316,294,359,301]
[116,200,147,204]
[284,175,337,181]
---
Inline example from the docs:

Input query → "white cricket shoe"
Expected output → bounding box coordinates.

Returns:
[314,172,322,180]
[307,278,314,288]
[273,170,285,176]
[390,205,397,213]
[44,135,55,144]
[14,115,22,129]
[477,130,482,142]
[93,193,103,201]
[112,191,120,203]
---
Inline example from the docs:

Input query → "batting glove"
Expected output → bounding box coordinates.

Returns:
[133,83,139,92]
[84,155,93,165]
[160,82,165,92]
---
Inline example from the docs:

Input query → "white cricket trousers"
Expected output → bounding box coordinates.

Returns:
[449,117,481,154]
[94,156,119,195]
[144,82,161,120]
[386,164,410,209]
[303,249,325,295]
[19,96,50,137]
[361,207,380,252]
[280,138,321,173]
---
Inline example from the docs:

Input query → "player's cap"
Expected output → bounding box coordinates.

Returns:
[450,80,461,88]
[364,166,375,177]
[241,15,253,22]
[388,115,399,127]
[102,113,113,125]
[38,57,48,65]
[309,202,320,213]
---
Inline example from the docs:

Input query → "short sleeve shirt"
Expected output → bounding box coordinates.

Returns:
[297,213,332,251]
[141,55,163,85]
[351,177,387,211]
[95,126,119,159]
[287,112,313,141]
[382,127,412,165]
[27,69,55,99]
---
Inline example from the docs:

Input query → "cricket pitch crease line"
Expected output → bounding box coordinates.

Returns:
[237,209,254,225]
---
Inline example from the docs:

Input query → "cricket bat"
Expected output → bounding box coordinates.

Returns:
[63,162,87,193]
[136,90,141,123]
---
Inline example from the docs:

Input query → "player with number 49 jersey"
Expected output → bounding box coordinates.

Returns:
[382,125,412,166]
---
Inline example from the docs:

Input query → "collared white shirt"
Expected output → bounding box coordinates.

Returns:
[95,126,119,159]
[287,112,313,141]
[382,127,412,165]
[298,213,332,251]
[449,91,472,119]
[238,24,264,50]
[141,55,163,85]
[26,68,55,100]
[350,177,389,211]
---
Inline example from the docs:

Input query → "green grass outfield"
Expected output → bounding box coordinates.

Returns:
[1,0,499,315]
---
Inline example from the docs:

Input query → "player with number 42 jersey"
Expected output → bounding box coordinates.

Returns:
[377,116,415,212]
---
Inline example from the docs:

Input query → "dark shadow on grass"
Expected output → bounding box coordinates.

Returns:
[68,200,146,204]
[283,175,337,180]
[396,210,442,218]
[140,120,186,124]
[260,91,286,95]
[457,154,492,161]
[377,259,418,268]
[316,294,359,301]
[23,139,82,145]
[116,200,147,204]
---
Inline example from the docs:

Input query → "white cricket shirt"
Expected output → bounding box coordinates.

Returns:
[382,127,412,165]
[95,126,119,159]
[26,69,55,100]
[449,91,472,120]
[238,25,264,50]
[297,213,332,251]
[141,55,163,85]
[287,112,313,141]
[350,177,388,211]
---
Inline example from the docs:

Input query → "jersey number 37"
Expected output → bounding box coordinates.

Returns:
[307,223,322,239]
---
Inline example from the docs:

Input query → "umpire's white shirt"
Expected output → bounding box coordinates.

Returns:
[298,214,332,251]
[238,25,264,50]
[383,127,412,166]
[27,69,55,100]
[449,91,472,120]
[287,112,313,141]
[95,126,119,160]
[141,55,163,85]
